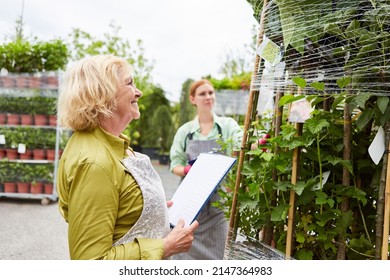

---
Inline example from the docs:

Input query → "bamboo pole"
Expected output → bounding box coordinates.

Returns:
[285,85,304,259]
[381,140,390,260]
[376,123,390,259]
[285,122,301,259]
[228,0,269,239]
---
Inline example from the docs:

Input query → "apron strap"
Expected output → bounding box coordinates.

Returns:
[183,123,222,152]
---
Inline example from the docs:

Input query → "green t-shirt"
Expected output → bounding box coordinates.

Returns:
[169,114,243,171]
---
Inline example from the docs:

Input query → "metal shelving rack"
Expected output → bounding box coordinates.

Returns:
[0,72,63,205]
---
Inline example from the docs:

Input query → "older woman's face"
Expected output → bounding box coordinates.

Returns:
[115,72,142,124]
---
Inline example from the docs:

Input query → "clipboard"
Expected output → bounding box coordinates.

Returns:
[168,152,237,227]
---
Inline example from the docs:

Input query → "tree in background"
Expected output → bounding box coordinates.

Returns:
[151,104,174,155]
[177,78,196,126]
[68,21,154,97]
[138,86,172,148]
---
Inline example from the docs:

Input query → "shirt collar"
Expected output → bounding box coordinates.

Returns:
[190,113,222,134]
[92,127,130,158]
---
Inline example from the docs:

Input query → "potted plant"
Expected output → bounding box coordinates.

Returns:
[30,165,47,194]
[1,160,17,193]
[30,96,48,126]
[15,163,31,193]
[30,129,46,160]
[4,128,19,159]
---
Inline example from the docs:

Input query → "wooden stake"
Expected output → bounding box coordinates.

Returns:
[228,0,269,239]
[285,122,301,259]
[381,141,390,260]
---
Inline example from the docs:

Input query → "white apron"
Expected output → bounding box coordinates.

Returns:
[113,152,171,247]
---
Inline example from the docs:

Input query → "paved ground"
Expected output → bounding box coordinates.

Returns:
[0,160,180,260]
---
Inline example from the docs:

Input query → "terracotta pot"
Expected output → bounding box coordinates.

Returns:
[19,149,33,160]
[6,113,19,125]
[28,76,42,88]
[0,149,6,159]
[17,182,30,193]
[0,113,6,125]
[46,76,58,89]
[44,183,54,194]
[20,114,33,125]
[30,182,44,194]
[5,149,18,159]
[15,76,28,88]
[4,182,17,193]
[33,115,48,126]
[46,149,56,161]
[32,149,46,160]
[49,115,57,127]
[0,76,15,88]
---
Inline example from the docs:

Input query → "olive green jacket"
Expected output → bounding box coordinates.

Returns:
[57,127,164,260]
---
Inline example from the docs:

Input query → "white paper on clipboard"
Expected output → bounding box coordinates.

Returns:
[168,153,236,227]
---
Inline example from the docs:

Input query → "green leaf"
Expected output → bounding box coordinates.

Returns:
[305,118,330,134]
[292,77,307,89]
[278,94,306,107]
[314,210,336,227]
[349,93,371,110]
[315,191,328,205]
[336,76,351,88]
[377,96,389,114]
[327,198,335,208]
[295,249,313,260]
[270,204,289,222]
[296,232,305,243]
[309,81,325,91]
[335,210,353,234]
[293,181,306,196]
[324,23,343,37]
[356,108,374,131]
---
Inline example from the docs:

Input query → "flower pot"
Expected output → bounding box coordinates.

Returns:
[28,76,42,89]
[17,182,30,193]
[5,149,18,159]
[0,113,6,125]
[46,149,56,161]
[0,76,15,88]
[16,76,28,88]
[49,115,57,127]
[0,149,6,159]
[46,76,58,89]
[6,113,19,125]
[44,183,53,194]
[32,149,46,160]
[19,149,33,160]
[4,182,17,193]
[33,115,48,126]
[20,114,33,125]
[30,182,44,194]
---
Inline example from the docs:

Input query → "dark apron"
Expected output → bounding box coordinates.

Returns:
[172,124,228,260]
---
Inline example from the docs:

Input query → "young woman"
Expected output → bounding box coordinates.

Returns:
[169,79,242,259]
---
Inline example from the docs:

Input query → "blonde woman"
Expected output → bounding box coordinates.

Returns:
[57,55,198,260]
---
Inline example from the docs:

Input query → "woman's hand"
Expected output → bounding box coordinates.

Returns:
[162,219,199,258]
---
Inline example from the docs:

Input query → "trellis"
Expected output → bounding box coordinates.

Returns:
[228,0,390,260]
